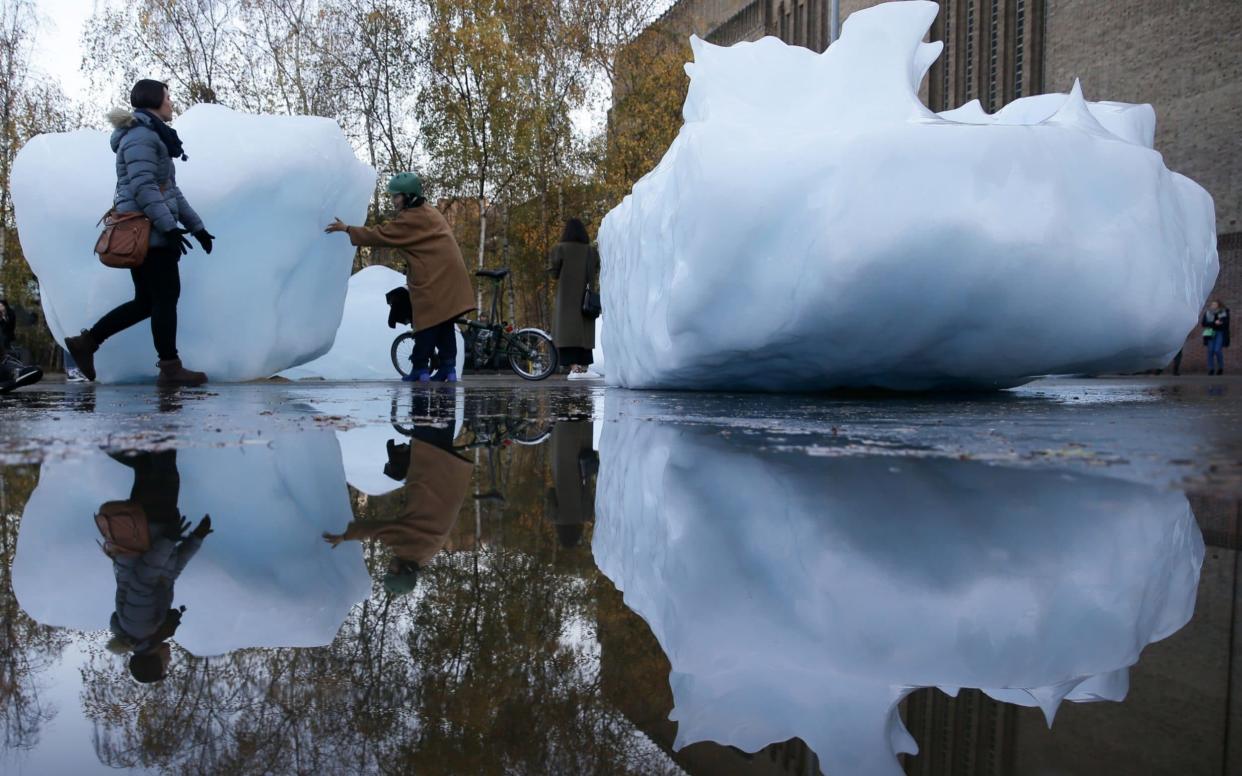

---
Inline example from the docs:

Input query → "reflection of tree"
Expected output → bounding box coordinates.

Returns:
[0,465,69,751]
[78,441,676,774]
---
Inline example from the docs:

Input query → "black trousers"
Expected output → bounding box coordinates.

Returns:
[90,245,181,362]
[411,320,458,374]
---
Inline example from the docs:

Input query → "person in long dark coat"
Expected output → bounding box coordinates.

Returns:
[548,219,600,372]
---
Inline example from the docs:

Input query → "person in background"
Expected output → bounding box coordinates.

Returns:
[1203,299,1230,375]
[65,79,216,387]
[548,219,600,375]
[0,299,14,354]
[0,299,42,394]
[325,173,474,383]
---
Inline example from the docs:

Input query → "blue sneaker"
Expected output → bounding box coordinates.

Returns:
[430,368,458,383]
[403,369,431,383]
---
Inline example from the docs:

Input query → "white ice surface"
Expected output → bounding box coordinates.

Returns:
[592,409,1204,775]
[598,0,1217,391]
[279,265,466,380]
[11,104,375,382]
[12,433,373,656]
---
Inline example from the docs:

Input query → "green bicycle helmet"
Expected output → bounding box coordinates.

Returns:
[386,172,424,198]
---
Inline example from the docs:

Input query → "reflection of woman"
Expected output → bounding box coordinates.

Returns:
[324,420,473,595]
[545,420,597,548]
[548,219,600,373]
[101,450,211,683]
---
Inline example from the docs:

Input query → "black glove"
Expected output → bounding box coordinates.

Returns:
[191,514,213,539]
[193,229,215,254]
[167,228,192,256]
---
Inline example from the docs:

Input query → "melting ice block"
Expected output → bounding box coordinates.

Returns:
[13,432,373,656]
[599,0,1218,391]
[592,407,1203,775]
[11,104,374,382]
[279,265,466,380]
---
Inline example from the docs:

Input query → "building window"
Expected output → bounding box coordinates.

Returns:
[987,0,1000,110]
[1014,0,1026,98]
[965,0,975,101]
[942,2,952,109]
[779,3,788,41]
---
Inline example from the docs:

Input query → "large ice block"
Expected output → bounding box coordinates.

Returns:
[598,0,1217,390]
[11,104,375,382]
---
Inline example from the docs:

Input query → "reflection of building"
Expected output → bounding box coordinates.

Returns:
[647,0,1242,372]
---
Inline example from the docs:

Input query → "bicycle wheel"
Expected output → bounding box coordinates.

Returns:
[507,328,558,381]
[390,331,417,378]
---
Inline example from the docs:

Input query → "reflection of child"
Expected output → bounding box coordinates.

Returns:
[99,450,212,684]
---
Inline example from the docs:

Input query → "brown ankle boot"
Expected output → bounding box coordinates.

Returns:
[64,329,99,381]
[157,358,208,387]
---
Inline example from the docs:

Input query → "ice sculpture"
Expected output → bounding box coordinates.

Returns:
[599,0,1218,390]
[592,410,1204,775]
[11,104,374,382]
[279,265,466,380]
[13,432,373,656]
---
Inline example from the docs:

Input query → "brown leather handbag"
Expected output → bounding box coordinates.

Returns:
[94,500,151,558]
[94,210,152,269]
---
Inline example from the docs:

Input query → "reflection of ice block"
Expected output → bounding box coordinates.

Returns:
[11,104,375,382]
[599,0,1217,391]
[13,433,373,656]
[591,314,606,376]
[280,265,466,380]
[592,410,1203,775]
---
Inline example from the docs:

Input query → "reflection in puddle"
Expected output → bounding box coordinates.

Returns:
[0,389,1223,775]
[593,419,1204,775]
[14,433,372,657]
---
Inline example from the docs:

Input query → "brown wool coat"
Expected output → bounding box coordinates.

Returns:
[347,205,476,330]
[549,242,599,349]
[342,439,474,566]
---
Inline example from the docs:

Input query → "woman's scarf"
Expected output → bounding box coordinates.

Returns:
[137,109,188,161]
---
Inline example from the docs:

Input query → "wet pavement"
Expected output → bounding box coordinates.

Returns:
[0,376,1239,775]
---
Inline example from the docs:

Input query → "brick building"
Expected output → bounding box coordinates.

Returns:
[648,0,1242,372]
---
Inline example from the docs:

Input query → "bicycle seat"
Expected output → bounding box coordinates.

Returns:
[475,268,510,279]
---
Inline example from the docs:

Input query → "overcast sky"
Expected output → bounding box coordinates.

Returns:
[29,0,97,102]
[26,0,675,134]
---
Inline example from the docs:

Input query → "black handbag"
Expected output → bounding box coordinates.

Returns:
[582,287,602,318]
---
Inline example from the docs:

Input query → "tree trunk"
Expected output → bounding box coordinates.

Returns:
[476,196,487,314]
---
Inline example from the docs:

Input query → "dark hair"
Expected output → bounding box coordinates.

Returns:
[130,79,169,110]
[401,194,426,209]
[128,652,167,684]
[560,218,590,245]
